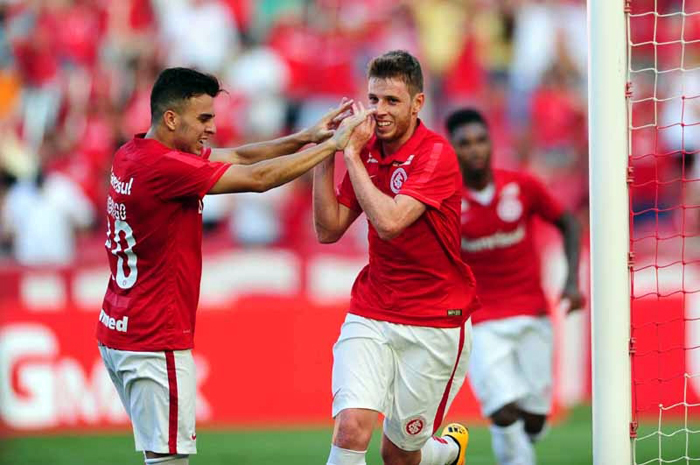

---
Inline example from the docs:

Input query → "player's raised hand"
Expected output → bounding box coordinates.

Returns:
[306,97,355,143]
[344,102,376,158]
[331,103,376,151]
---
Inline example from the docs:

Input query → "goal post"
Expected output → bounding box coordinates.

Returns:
[588,0,632,464]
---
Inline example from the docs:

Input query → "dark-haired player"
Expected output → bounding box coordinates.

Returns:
[97,67,374,465]
[446,108,583,465]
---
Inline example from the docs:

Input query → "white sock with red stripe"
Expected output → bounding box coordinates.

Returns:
[144,455,189,465]
[419,436,459,465]
[490,420,534,465]
[326,445,367,465]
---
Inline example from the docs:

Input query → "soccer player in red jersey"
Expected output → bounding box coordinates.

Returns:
[313,50,477,465]
[446,108,584,465]
[96,67,374,465]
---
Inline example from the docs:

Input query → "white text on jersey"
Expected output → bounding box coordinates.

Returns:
[98,309,129,333]
[110,171,134,196]
[461,225,525,252]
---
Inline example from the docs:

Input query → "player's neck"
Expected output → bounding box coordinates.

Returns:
[380,118,418,157]
[145,126,176,151]
[463,169,492,191]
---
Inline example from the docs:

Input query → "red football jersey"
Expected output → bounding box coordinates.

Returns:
[96,135,230,351]
[337,121,479,328]
[460,170,564,324]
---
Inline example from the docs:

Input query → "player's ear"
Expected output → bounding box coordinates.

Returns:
[163,109,178,131]
[411,92,425,116]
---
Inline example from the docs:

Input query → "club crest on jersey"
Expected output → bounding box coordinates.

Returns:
[405,416,426,435]
[497,196,522,222]
[391,167,408,194]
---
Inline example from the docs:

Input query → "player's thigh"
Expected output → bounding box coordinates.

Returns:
[332,314,394,418]
[99,345,130,411]
[382,321,471,452]
[515,317,553,415]
[468,319,528,417]
[121,349,197,455]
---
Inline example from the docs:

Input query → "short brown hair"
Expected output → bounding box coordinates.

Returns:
[367,50,423,95]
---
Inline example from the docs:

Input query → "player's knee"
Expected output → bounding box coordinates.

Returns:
[521,412,547,440]
[490,403,520,427]
[334,413,374,450]
[380,436,419,465]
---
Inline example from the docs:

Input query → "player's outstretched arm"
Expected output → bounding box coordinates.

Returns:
[209,99,354,165]
[312,155,361,244]
[208,107,375,195]
[342,103,426,241]
[555,211,585,312]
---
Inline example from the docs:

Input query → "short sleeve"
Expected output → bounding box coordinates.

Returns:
[336,170,361,212]
[525,174,565,222]
[151,151,230,200]
[399,142,457,209]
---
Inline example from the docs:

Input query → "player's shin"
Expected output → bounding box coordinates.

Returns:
[419,436,459,465]
[490,420,534,465]
[327,445,367,465]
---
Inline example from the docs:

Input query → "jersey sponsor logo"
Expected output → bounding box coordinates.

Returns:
[110,171,134,196]
[390,168,408,194]
[405,416,425,435]
[367,153,379,164]
[461,225,526,252]
[98,309,129,333]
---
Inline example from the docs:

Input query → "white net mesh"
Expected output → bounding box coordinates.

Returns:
[627,1,700,463]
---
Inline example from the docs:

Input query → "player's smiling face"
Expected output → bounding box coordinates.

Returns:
[451,122,492,175]
[368,77,424,148]
[173,94,216,155]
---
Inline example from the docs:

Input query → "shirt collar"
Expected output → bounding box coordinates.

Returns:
[367,119,428,166]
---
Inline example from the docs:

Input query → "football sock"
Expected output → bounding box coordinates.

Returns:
[419,436,459,465]
[490,420,535,465]
[327,445,367,465]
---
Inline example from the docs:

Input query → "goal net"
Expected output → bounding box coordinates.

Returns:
[627,0,700,463]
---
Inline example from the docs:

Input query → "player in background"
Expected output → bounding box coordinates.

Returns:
[446,108,584,465]
[313,50,478,465]
[97,67,374,465]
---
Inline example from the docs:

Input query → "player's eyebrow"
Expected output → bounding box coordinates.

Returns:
[198,113,215,121]
[368,93,401,101]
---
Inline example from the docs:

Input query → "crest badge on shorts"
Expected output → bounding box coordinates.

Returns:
[405,416,426,435]
[390,167,408,194]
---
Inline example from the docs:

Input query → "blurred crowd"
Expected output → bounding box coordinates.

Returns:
[0,0,603,266]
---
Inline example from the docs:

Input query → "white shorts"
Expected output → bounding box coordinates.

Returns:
[468,315,553,417]
[332,314,473,451]
[99,345,197,455]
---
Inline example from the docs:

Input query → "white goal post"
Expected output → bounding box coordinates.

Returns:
[588,0,632,464]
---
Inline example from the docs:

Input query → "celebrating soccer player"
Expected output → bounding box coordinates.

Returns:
[96,67,374,465]
[446,108,584,465]
[312,50,478,465]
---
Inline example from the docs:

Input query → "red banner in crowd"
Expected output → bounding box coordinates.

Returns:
[1,241,694,434]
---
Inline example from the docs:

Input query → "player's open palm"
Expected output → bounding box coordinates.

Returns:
[308,98,355,143]
[332,103,376,150]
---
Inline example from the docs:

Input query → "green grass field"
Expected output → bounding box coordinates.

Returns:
[1,406,697,465]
